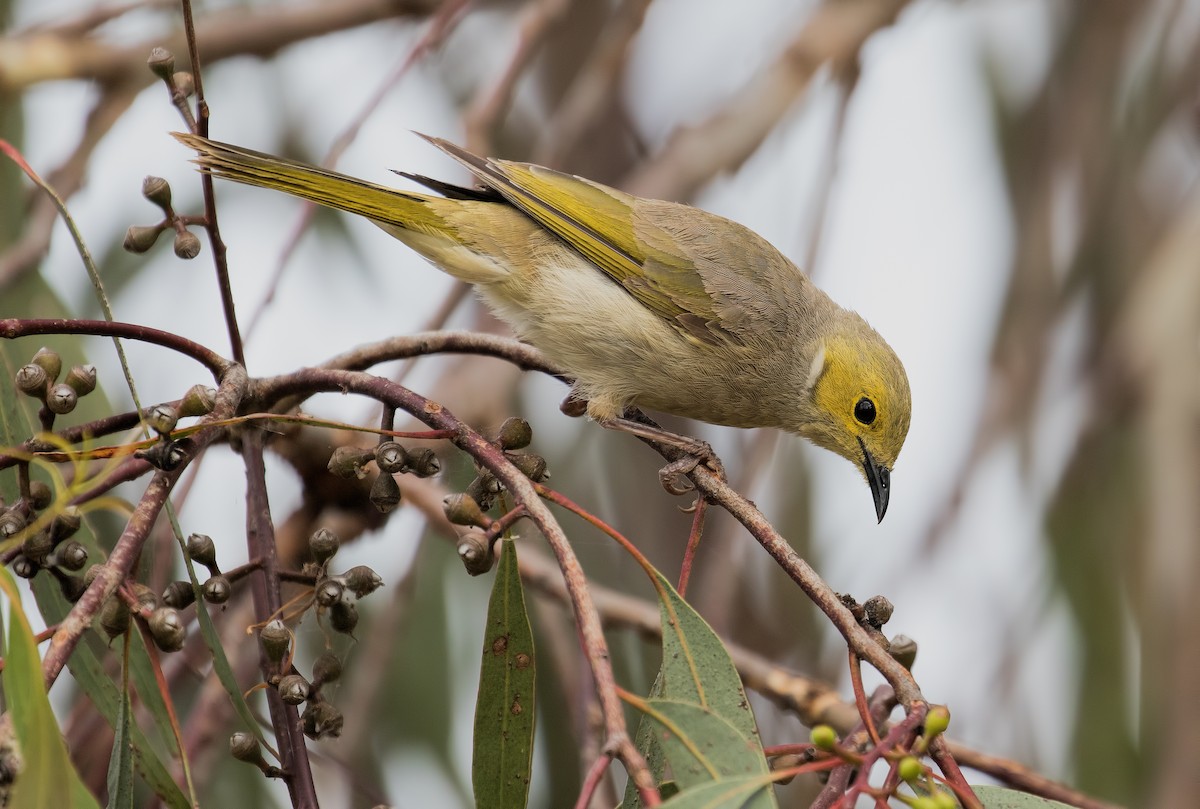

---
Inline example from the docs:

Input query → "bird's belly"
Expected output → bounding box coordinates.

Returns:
[474,255,774,429]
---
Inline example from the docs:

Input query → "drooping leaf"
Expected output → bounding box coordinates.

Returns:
[105,634,135,809]
[656,773,776,809]
[641,699,771,796]
[0,566,100,809]
[472,538,535,809]
[622,569,767,807]
[974,785,1077,809]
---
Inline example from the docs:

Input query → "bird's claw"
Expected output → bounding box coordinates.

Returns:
[657,443,724,496]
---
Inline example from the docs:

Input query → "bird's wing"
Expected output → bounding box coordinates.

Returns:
[421,135,801,345]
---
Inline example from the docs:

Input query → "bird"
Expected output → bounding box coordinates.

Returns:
[175,132,911,522]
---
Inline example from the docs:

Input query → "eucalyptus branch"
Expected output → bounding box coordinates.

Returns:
[259,366,660,805]
[0,318,230,378]
[40,365,247,688]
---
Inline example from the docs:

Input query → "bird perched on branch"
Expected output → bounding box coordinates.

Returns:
[176,132,910,521]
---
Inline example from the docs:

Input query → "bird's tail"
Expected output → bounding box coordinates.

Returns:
[173,133,449,238]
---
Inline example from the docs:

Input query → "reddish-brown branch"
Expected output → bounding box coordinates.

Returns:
[241,427,318,806]
[258,366,659,805]
[41,365,247,688]
[0,318,229,378]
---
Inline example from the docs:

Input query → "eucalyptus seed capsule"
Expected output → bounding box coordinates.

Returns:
[55,540,88,572]
[178,384,217,417]
[141,176,172,209]
[173,230,201,260]
[311,652,342,687]
[277,673,310,705]
[27,480,52,511]
[327,446,373,479]
[443,493,491,529]
[162,580,196,609]
[343,565,382,598]
[15,364,48,398]
[329,601,358,636]
[374,441,407,474]
[148,607,186,652]
[314,578,344,608]
[186,533,217,568]
[369,472,401,513]
[309,528,340,565]
[301,700,343,740]
[147,404,179,435]
[147,47,175,80]
[259,619,290,663]
[457,529,495,576]
[123,224,164,254]
[495,417,533,450]
[30,347,61,382]
[202,574,231,604]
[45,384,78,415]
[406,447,441,478]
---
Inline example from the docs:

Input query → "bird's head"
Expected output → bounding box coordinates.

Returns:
[799,315,911,522]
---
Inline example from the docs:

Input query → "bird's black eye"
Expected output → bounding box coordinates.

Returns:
[854,397,876,425]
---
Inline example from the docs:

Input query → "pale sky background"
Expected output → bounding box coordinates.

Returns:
[9,0,1092,805]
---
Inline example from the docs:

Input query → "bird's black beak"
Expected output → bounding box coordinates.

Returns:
[858,438,890,523]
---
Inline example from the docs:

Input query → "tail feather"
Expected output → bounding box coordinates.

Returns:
[172,133,446,237]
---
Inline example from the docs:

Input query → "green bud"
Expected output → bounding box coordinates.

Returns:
[932,790,958,809]
[923,706,951,739]
[809,725,838,752]
[897,755,922,783]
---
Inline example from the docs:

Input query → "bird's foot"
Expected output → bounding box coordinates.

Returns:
[599,415,725,495]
